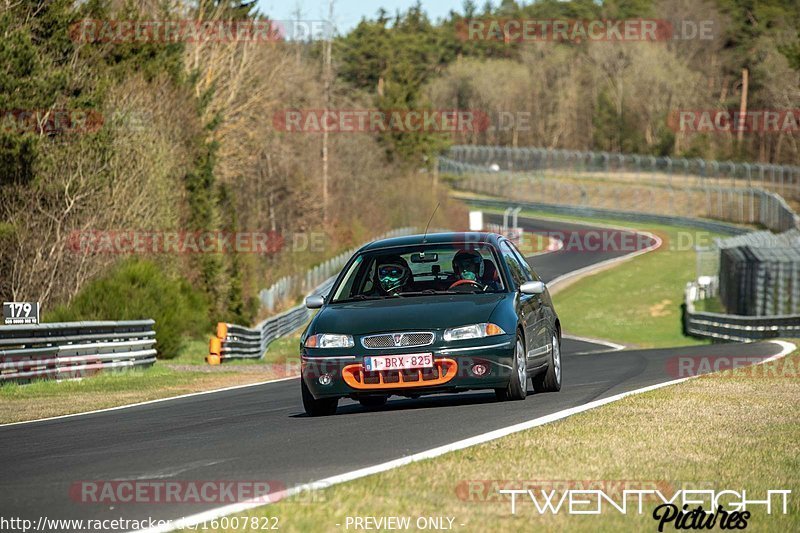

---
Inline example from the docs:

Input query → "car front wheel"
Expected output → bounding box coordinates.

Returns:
[301,378,338,416]
[495,332,527,401]
[532,334,562,393]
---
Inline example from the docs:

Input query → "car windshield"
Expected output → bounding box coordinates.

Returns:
[330,243,506,303]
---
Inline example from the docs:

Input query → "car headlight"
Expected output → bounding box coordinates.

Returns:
[443,323,505,342]
[304,333,354,349]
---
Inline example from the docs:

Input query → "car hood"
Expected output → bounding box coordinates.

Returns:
[313,293,508,335]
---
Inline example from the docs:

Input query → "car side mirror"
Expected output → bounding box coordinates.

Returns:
[520,280,545,295]
[305,294,325,309]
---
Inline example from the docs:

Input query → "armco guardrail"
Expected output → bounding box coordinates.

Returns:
[210,228,434,362]
[209,275,340,362]
[683,279,800,342]
[209,305,310,363]
[259,227,418,313]
[0,320,157,382]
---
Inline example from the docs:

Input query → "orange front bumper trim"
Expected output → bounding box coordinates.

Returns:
[342,358,458,390]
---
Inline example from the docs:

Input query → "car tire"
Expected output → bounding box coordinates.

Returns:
[532,333,562,393]
[358,395,388,409]
[495,333,527,401]
[301,378,338,416]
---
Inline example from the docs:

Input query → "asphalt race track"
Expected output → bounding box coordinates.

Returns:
[0,215,787,529]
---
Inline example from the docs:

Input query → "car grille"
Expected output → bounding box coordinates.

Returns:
[361,331,435,349]
[342,359,457,390]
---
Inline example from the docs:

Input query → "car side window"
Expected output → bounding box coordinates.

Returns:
[500,242,526,289]
[508,241,539,281]
[333,255,366,300]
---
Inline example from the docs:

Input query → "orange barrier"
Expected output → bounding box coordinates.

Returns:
[206,323,227,365]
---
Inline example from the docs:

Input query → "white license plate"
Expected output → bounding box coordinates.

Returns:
[364,353,434,372]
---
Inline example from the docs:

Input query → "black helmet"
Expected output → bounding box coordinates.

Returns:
[452,249,484,281]
[376,254,410,293]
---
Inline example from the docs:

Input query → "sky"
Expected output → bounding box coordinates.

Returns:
[255,0,480,34]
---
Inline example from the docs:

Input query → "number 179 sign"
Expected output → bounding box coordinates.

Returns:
[3,302,40,325]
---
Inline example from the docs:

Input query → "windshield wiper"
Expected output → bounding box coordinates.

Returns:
[333,293,407,303]
[397,290,462,296]
[333,295,386,303]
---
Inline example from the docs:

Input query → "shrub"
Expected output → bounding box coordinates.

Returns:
[45,260,210,358]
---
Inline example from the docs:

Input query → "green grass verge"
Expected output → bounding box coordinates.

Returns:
[170,333,301,366]
[262,334,302,365]
[0,331,306,424]
[202,345,800,533]
[0,366,276,424]
[483,207,723,348]
[0,207,716,421]
[695,296,726,313]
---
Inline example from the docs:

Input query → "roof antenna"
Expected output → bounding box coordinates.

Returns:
[422,202,440,244]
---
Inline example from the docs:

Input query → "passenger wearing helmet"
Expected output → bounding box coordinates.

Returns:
[374,254,412,295]
[449,249,485,290]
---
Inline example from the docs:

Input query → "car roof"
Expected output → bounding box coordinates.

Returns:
[358,232,503,252]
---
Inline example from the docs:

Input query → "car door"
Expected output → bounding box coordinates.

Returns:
[505,240,549,367]
[499,241,539,367]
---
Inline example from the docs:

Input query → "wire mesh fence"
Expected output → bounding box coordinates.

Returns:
[443,145,800,201]
[441,145,800,319]
[440,146,799,233]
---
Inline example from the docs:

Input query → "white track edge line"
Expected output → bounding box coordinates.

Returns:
[547,230,663,290]
[4,215,648,427]
[0,375,299,428]
[526,236,564,257]
[133,340,796,533]
[561,334,626,352]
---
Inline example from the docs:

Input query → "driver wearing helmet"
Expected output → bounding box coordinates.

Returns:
[449,249,485,289]
[374,254,411,295]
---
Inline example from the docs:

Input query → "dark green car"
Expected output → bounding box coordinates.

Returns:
[300,232,562,416]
